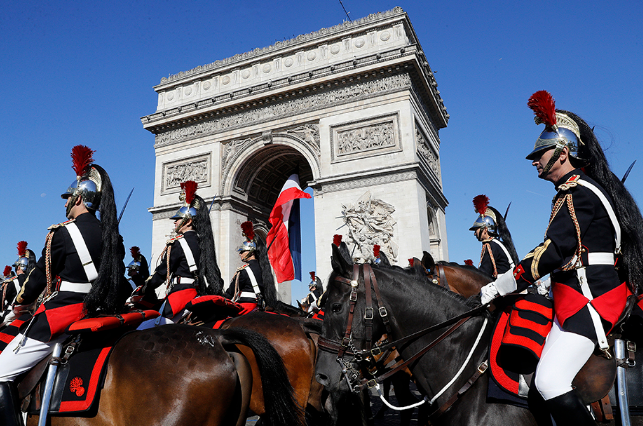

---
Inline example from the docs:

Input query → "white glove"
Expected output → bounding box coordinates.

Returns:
[480,283,499,305]
[536,277,551,296]
[494,270,518,296]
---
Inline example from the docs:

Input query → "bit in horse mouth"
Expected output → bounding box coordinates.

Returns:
[195,330,216,347]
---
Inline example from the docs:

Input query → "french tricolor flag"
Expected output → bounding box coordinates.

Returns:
[266,174,311,283]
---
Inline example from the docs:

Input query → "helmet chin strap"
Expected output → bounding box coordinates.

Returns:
[540,145,564,178]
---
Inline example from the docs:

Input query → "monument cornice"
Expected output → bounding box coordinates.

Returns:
[148,70,416,148]
[155,7,409,87]
[142,50,448,131]
[142,8,448,130]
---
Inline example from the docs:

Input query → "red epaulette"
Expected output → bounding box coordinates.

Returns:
[166,234,184,245]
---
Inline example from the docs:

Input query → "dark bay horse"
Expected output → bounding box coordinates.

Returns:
[221,311,316,425]
[25,325,304,426]
[315,245,537,426]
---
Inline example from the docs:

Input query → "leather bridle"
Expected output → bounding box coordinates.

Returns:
[317,263,488,400]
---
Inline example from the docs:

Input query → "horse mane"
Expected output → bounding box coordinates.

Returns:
[437,260,491,279]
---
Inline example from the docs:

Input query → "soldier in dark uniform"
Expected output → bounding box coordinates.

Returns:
[480,91,643,426]
[0,242,37,326]
[126,246,150,289]
[0,145,128,426]
[470,195,519,279]
[138,181,223,329]
[299,271,323,314]
[225,221,278,314]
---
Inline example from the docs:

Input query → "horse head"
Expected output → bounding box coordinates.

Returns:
[317,245,497,424]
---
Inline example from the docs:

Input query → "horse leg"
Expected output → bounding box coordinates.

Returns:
[390,373,419,426]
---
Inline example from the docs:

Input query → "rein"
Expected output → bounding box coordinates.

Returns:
[317,263,490,405]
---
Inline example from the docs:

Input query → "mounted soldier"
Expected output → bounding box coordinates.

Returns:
[470,195,519,279]
[0,145,128,426]
[126,246,149,290]
[480,91,643,425]
[138,181,223,329]
[299,271,323,314]
[0,242,37,327]
[224,221,278,314]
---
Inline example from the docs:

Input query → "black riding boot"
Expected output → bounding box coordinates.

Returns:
[545,389,596,426]
[527,384,553,426]
[0,381,24,426]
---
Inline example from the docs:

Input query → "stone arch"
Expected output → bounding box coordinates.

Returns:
[223,133,319,211]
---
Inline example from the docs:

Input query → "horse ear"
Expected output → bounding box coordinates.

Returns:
[421,251,435,272]
[412,257,425,275]
[331,244,351,276]
[379,251,391,267]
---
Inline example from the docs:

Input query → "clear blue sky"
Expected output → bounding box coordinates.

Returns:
[2,1,642,304]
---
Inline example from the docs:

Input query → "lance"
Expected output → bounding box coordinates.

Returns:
[208,195,218,213]
[622,160,636,183]
[504,202,512,221]
[117,188,135,224]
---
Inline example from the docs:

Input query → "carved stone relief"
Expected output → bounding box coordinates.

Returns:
[415,125,441,183]
[341,191,398,263]
[155,73,412,147]
[285,124,320,155]
[162,154,211,194]
[331,113,400,162]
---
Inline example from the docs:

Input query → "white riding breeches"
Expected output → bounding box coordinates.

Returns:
[0,333,67,382]
[534,318,595,400]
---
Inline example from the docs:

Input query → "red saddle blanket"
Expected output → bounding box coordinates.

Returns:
[29,329,131,415]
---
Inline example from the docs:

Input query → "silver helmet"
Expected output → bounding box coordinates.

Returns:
[526,91,586,168]
[127,259,141,273]
[62,146,102,217]
[13,241,30,272]
[470,195,497,235]
[170,181,201,231]
[237,221,257,253]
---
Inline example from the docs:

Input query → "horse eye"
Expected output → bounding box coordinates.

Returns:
[332,303,342,313]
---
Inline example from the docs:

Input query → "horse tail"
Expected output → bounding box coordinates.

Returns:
[219,328,305,426]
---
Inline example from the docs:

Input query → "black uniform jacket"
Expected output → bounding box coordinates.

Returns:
[225,259,264,303]
[18,213,103,342]
[514,169,626,341]
[304,287,323,307]
[148,231,200,317]
[479,239,512,279]
[1,275,23,312]
[148,230,200,295]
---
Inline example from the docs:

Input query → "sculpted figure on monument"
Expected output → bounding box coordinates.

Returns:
[341,191,398,262]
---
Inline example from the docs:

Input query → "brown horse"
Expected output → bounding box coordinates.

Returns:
[221,311,321,425]
[25,325,304,426]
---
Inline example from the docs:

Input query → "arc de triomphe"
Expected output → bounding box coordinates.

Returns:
[141,7,449,302]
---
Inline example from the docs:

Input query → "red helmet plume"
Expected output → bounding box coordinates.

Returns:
[408,258,414,267]
[180,181,198,206]
[17,241,28,257]
[3,266,11,277]
[71,145,95,178]
[333,235,342,247]
[130,246,141,259]
[373,244,381,258]
[464,259,474,266]
[473,195,490,216]
[309,271,315,281]
[241,221,255,241]
[528,91,557,128]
